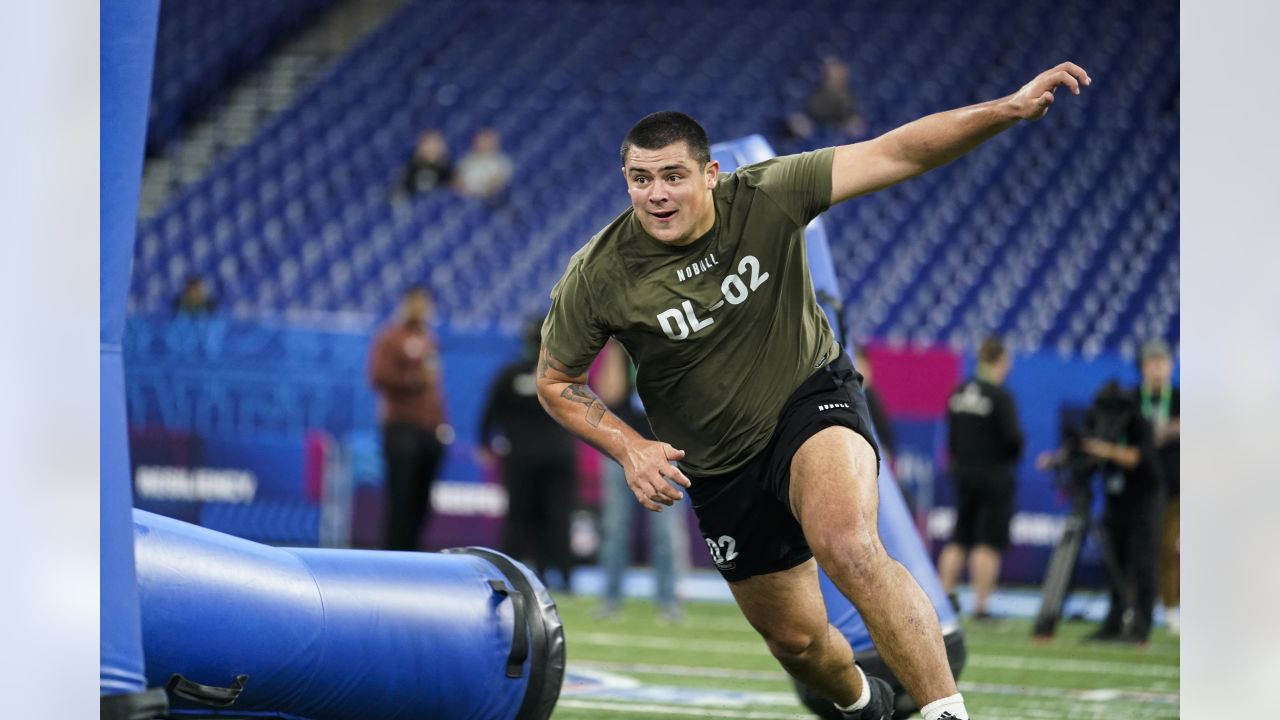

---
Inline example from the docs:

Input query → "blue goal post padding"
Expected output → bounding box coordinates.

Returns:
[101,0,161,701]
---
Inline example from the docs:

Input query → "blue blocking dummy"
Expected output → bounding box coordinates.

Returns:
[133,510,565,719]
[711,137,965,718]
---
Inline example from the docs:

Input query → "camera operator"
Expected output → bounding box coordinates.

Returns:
[1039,380,1162,643]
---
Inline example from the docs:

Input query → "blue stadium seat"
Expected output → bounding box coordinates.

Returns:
[134,0,1178,354]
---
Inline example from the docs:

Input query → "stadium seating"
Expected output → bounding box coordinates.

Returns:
[146,0,334,154]
[132,0,1178,356]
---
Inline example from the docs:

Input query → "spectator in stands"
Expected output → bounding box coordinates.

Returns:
[398,129,454,197]
[479,318,579,592]
[937,336,1024,619]
[368,285,451,551]
[455,128,514,200]
[852,346,897,462]
[1139,339,1180,634]
[594,339,685,623]
[787,57,868,141]
[174,275,216,315]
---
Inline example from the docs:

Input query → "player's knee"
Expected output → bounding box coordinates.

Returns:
[760,624,825,663]
[811,527,886,579]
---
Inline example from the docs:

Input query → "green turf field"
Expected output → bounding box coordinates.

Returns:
[552,595,1180,719]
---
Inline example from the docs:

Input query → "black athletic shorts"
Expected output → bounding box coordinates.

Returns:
[685,351,881,582]
[951,471,1015,550]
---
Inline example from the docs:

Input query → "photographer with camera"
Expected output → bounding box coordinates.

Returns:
[1038,379,1162,644]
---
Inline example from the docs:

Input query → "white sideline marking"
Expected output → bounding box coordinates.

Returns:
[556,699,807,719]
[570,661,1179,705]
[962,680,1178,705]
[577,632,1179,678]
[560,696,1159,720]
[966,655,1179,679]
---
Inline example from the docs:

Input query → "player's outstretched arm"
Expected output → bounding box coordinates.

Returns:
[829,61,1091,204]
[535,346,691,512]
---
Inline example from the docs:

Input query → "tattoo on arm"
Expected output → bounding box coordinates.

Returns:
[561,383,607,427]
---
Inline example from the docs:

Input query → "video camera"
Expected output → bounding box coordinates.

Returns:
[1051,380,1138,486]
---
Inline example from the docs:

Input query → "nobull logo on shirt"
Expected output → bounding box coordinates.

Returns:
[676,252,720,282]
[657,255,771,340]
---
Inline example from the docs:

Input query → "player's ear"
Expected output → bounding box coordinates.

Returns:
[704,159,719,188]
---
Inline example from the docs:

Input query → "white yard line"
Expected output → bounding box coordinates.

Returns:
[965,654,1179,679]
[560,693,1165,720]
[962,680,1178,704]
[569,661,1179,705]
[556,699,809,719]
[575,633,1179,679]
[964,636,1181,660]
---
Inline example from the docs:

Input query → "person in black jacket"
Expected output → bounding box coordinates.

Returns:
[479,319,579,591]
[398,129,454,197]
[938,336,1025,619]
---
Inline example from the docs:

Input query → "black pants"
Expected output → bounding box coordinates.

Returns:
[502,453,576,589]
[381,422,444,551]
[951,470,1016,550]
[1098,492,1162,637]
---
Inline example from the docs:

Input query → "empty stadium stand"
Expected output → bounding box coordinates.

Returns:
[146,0,336,155]
[132,0,1179,357]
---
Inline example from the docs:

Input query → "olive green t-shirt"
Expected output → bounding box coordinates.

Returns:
[542,148,841,476]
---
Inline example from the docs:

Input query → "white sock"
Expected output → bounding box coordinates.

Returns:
[833,665,872,712]
[921,693,969,720]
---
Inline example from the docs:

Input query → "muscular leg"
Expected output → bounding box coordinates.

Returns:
[1157,498,1180,609]
[790,426,958,706]
[937,543,967,596]
[598,460,633,608]
[728,559,862,706]
[383,423,424,550]
[968,545,1001,615]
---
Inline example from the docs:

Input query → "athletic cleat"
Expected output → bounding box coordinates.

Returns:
[839,675,895,720]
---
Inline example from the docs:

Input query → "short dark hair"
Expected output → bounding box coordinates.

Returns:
[620,111,711,167]
[977,335,1007,365]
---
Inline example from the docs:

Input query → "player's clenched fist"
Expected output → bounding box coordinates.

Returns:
[622,440,692,512]
[1008,61,1091,121]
